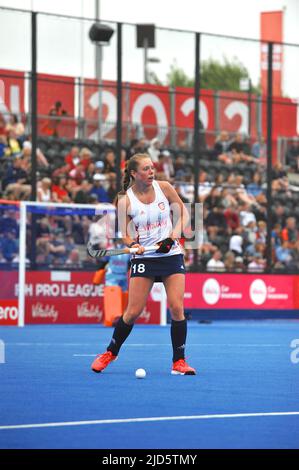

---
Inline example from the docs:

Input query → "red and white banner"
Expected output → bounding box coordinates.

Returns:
[0,69,25,120]
[129,82,172,144]
[260,11,284,97]
[37,73,76,138]
[185,273,294,310]
[0,271,160,325]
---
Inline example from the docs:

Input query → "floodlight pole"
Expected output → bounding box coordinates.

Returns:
[193,32,201,269]
[31,11,37,202]
[144,38,149,83]
[116,22,122,193]
[30,11,37,270]
[266,42,273,273]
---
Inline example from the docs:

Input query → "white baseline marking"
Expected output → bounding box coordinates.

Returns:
[0,412,299,431]
[6,343,283,347]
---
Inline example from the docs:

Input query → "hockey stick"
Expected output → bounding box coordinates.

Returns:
[87,242,159,258]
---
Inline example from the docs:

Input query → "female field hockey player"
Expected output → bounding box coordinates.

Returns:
[91,153,196,375]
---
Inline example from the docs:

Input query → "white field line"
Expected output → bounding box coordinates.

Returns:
[6,343,283,347]
[0,411,299,431]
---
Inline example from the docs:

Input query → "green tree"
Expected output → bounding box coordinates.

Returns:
[152,57,260,94]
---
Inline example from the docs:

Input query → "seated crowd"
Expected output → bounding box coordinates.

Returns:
[1,113,299,272]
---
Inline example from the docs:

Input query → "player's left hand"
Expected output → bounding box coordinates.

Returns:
[155,237,175,253]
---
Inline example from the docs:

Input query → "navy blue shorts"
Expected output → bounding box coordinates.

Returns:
[130,254,185,282]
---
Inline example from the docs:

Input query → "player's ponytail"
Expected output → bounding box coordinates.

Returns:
[119,153,151,195]
[123,166,131,192]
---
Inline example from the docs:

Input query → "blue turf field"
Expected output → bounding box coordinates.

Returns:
[0,320,299,449]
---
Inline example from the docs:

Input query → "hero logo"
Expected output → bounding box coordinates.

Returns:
[202,279,221,305]
[250,279,267,305]
[0,306,18,321]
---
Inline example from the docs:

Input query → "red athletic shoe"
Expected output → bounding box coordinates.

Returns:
[91,351,117,373]
[171,359,196,375]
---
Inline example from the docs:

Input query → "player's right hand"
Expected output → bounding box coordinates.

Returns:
[131,244,145,254]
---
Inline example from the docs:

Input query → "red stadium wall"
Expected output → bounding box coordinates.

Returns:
[1,69,297,150]
[0,271,298,325]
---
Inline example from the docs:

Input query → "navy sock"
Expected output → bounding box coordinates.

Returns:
[107,316,134,356]
[171,319,187,362]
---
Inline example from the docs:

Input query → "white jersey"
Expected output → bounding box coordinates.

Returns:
[127,180,182,258]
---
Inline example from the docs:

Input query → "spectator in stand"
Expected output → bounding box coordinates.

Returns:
[5,114,25,141]
[234,256,245,272]
[214,131,231,163]
[78,147,92,170]
[89,174,110,203]
[177,175,194,202]
[251,136,267,164]
[37,177,52,202]
[21,141,49,169]
[104,149,117,177]
[74,179,92,204]
[198,171,213,202]
[6,129,22,157]
[243,220,257,249]
[229,228,244,256]
[286,139,299,170]
[0,209,18,236]
[51,175,71,203]
[221,187,238,209]
[224,251,236,272]
[272,204,287,227]
[69,162,86,186]
[239,201,257,227]
[205,205,228,236]
[154,150,175,182]
[126,138,147,160]
[206,249,225,272]
[64,146,80,170]
[256,220,267,245]
[47,229,67,266]
[36,217,51,239]
[204,186,222,212]
[147,137,160,163]
[0,134,8,158]
[64,232,80,267]
[281,217,297,246]
[3,157,31,200]
[247,253,266,272]
[271,162,288,191]
[174,154,191,181]
[223,205,240,234]
[42,101,68,137]
[227,133,254,164]
[275,241,293,268]
[271,223,282,249]
[107,175,117,203]
[228,133,245,161]
[0,230,18,262]
[247,171,264,198]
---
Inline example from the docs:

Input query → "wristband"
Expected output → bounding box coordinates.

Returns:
[127,241,136,248]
